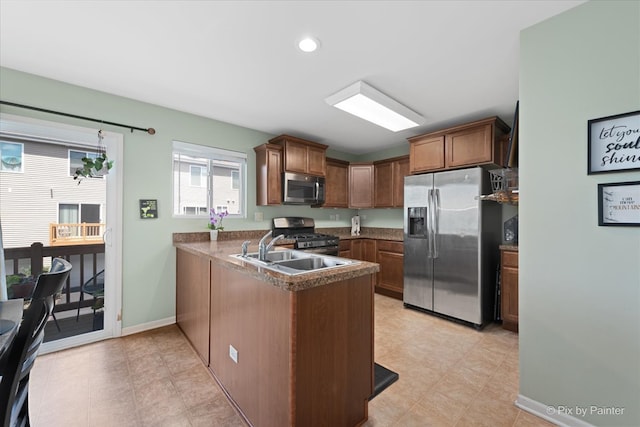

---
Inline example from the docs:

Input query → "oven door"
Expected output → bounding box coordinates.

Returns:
[282,172,324,204]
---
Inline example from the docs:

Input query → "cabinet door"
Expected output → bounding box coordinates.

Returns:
[339,240,352,258]
[307,146,326,176]
[501,249,519,332]
[363,239,377,263]
[446,123,492,168]
[376,241,403,300]
[349,164,374,208]
[255,144,282,206]
[176,249,210,364]
[324,159,349,207]
[350,239,363,260]
[374,161,393,207]
[410,135,445,173]
[284,140,308,173]
[392,156,410,207]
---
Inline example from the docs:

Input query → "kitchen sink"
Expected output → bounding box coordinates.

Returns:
[230,250,357,275]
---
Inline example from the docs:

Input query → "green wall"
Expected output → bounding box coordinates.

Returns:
[519,1,639,425]
[0,67,356,328]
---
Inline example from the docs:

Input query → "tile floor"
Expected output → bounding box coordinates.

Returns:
[29,294,554,427]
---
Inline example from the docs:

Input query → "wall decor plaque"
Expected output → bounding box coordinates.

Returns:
[139,199,158,219]
[588,110,640,174]
[598,181,640,226]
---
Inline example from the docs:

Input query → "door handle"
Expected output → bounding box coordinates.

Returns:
[427,189,434,259]
[103,228,112,246]
[433,189,441,259]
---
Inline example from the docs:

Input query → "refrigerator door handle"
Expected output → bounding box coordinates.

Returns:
[428,189,434,259]
[433,188,441,259]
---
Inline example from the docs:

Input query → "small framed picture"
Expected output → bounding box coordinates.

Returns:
[588,110,640,174]
[598,181,640,226]
[139,199,158,219]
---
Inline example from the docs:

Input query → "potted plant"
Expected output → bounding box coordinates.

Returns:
[208,208,228,240]
[73,153,113,184]
[73,130,113,184]
[6,273,36,299]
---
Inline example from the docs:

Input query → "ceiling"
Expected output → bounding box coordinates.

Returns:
[0,1,585,155]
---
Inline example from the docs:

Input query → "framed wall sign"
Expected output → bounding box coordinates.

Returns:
[139,199,158,219]
[598,181,640,226]
[588,110,640,174]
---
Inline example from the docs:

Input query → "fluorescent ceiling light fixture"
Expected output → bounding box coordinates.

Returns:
[325,81,424,132]
[298,37,319,53]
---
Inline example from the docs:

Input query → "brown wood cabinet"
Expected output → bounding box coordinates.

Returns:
[375,240,404,300]
[338,239,351,258]
[350,238,376,263]
[374,155,409,208]
[408,116,510,174]
[500,247,519,332]
[254,143,283,206]
[269,134,328,177]
[323,158,349,208]
[208,261,374,427]
[176,248,211,364]
[349,163,374,208]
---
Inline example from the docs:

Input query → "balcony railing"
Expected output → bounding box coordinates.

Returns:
[49,223,105,246]
[3,242,105,314]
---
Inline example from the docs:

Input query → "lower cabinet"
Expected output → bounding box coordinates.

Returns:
[347,238,404,300]
[338,239,351,258]
[176,248,211,364]
[500,247,519,332]
[375,240,404,300]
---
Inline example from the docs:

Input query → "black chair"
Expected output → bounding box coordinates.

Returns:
[75,269,104,324]
[0,257,72,427]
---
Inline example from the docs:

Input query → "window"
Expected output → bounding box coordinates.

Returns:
[172,140,247,217]
[189,165,207,187]
[0,141,24,173]
[69,149,99,177]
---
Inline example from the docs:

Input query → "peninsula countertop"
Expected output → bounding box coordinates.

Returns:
[174,239,379,292]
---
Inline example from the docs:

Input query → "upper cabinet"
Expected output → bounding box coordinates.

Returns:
[269,134,328,177]
[408,116,510,174]
[324,158,349,208]
[374,155,409,208]
[254,143,283,206]
[349,163,374,209]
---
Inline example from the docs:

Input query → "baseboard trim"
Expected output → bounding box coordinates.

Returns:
[516,394,595,427]
[121,316,176,336]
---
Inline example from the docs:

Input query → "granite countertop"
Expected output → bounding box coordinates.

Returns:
[499,244,519,251]
[174,239,380,292]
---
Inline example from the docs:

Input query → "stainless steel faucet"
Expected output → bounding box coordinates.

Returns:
[258,231,285,261]
[241,240,251,257]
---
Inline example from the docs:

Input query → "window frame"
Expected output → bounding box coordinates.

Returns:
[0,140,24,173]
[172,140,247,219]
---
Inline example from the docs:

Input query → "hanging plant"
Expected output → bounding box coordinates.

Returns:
[74,130,114,184]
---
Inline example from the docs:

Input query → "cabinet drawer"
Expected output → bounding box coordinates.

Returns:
[377,240,403,253]
[502,250,518,268]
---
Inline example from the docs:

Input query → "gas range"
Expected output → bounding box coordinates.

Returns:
[272,217,339,254]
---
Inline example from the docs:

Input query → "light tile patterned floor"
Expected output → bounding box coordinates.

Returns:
[29,294,554,426]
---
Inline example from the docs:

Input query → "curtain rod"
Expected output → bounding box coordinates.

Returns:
[0,100,156,135]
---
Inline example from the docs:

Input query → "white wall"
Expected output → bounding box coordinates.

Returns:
[519,1,639,426]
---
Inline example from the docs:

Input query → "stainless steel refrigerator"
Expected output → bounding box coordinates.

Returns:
[403,167,501,327]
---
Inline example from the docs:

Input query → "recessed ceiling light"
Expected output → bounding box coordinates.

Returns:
[298,37,319,53]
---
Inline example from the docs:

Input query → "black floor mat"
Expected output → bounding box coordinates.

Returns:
[370,363,399,400]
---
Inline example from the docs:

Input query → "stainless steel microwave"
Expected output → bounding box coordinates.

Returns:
[282,172,325,205]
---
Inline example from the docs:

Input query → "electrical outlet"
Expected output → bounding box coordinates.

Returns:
[362,215,367,220]
[254,212,264,222]
[229,345,238,363]
[335,214,340,221]
[329,214,336,220]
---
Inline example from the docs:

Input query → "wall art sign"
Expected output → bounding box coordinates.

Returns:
[598,181,640,226]
[139,199,158,219]
[588,110,640,174]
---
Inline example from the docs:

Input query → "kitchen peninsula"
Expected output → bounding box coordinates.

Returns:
[174,236,379,427]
